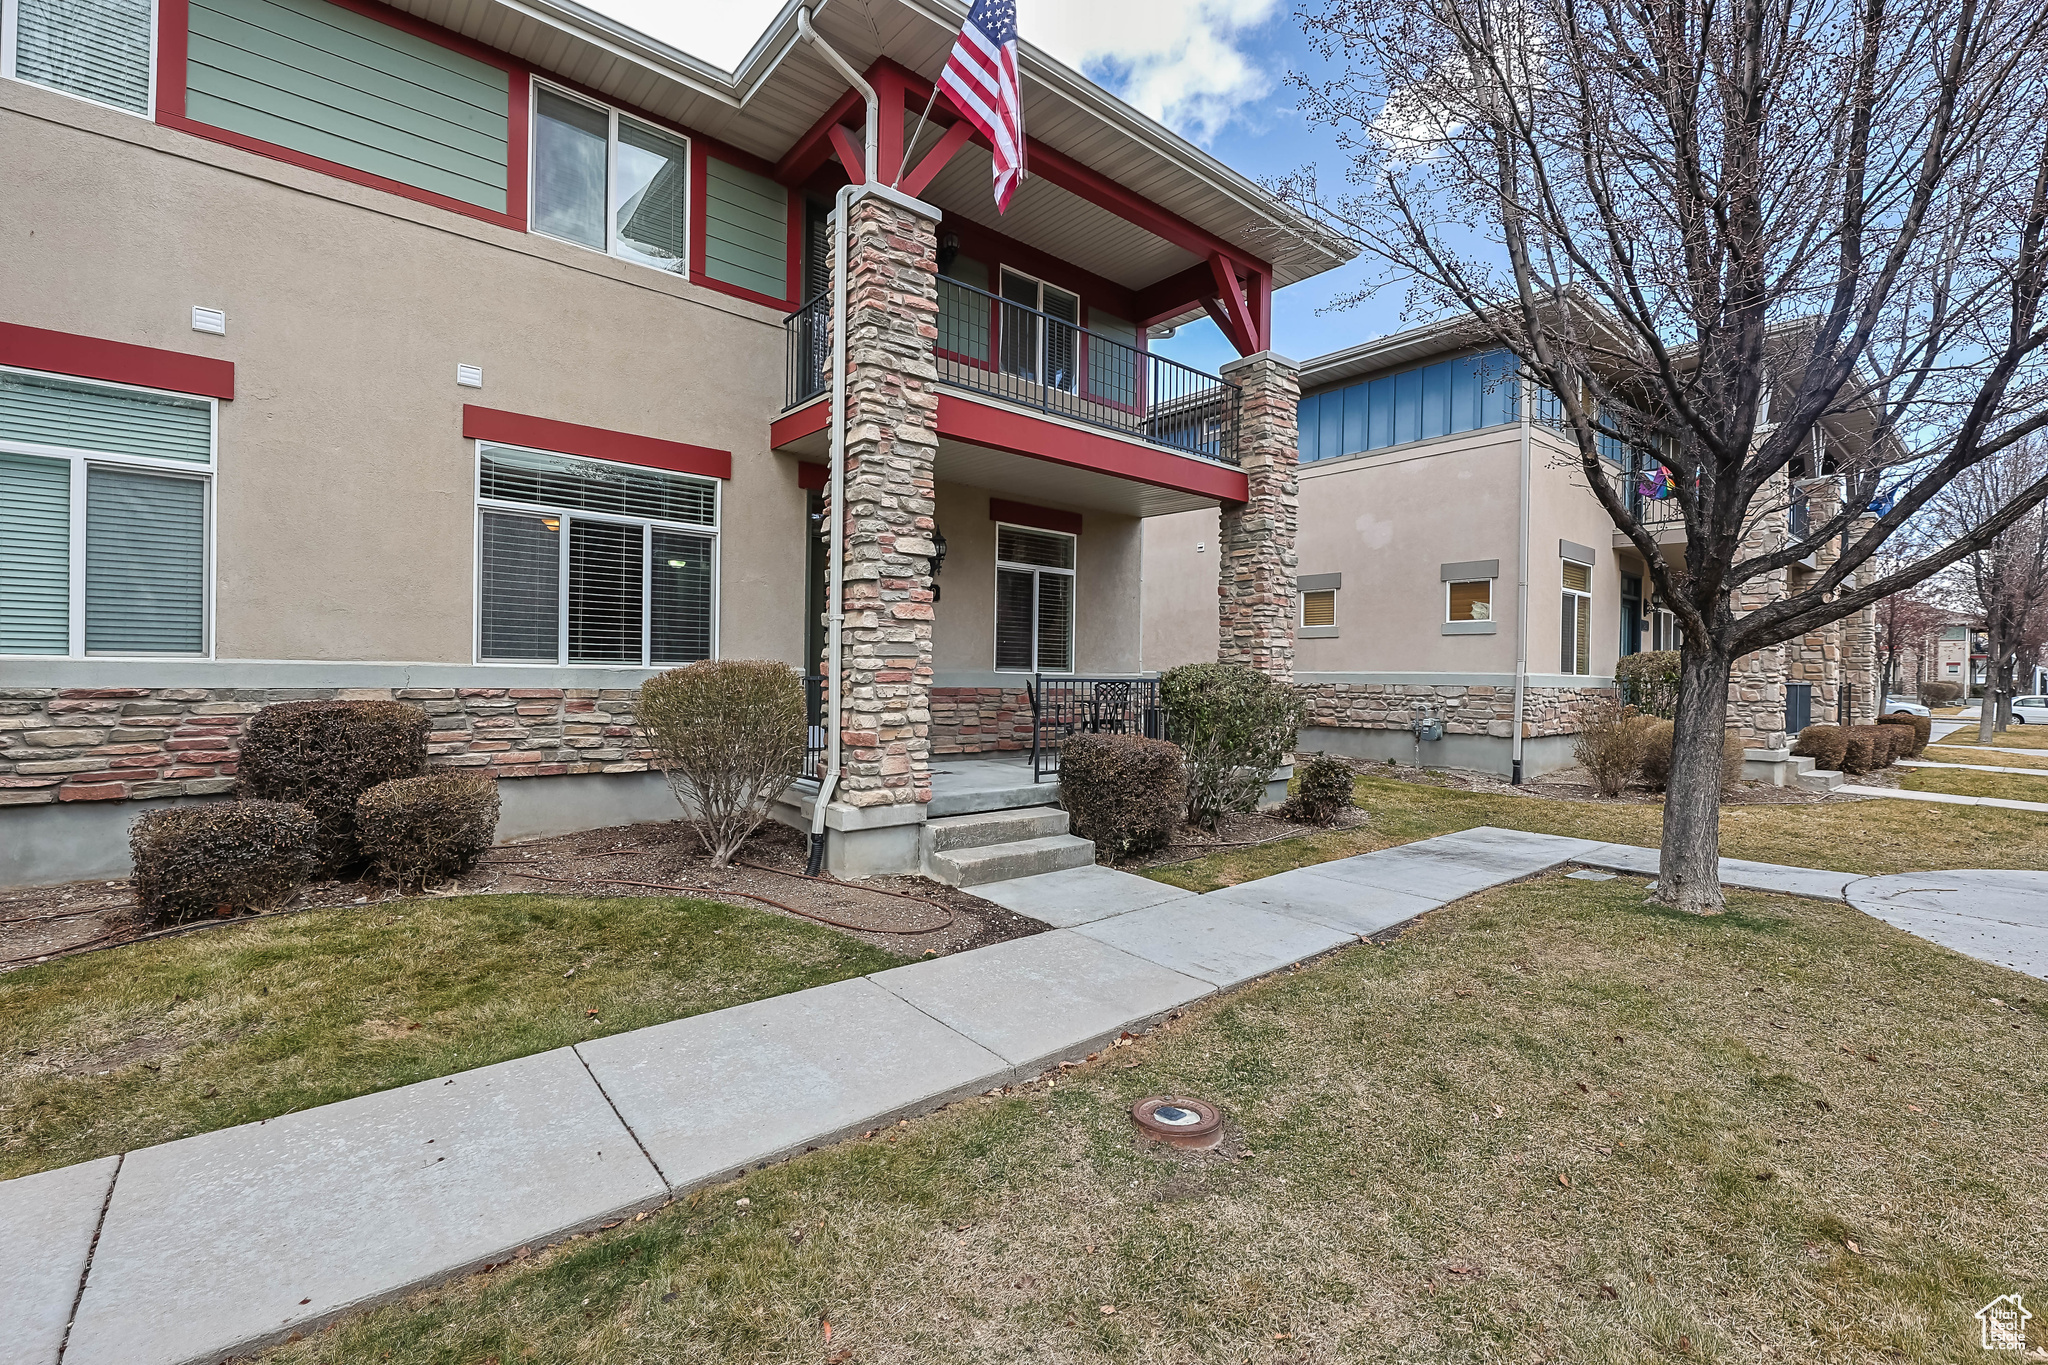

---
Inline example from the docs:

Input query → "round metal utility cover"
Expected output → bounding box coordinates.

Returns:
[1130,1096,1224,1149]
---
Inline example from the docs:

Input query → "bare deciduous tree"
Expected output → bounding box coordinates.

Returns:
[1282,0,2048,911]
[1872,586,1948,701]
[1924,439,2048,737]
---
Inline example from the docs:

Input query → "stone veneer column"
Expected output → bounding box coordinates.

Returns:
[833,187,940,808]
[1792,477,1844,721]
[1726,470,1790,749]
[1216,352,1300,682]
[1845,513,1880,722]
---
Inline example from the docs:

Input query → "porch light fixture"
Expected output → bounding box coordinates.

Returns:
[929,526,947,601]
[936,231,960,274]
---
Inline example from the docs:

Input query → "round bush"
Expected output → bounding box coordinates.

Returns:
[1919,680,1964,706]
[1882,711,1931,756]
[1840,728,1880,774]
[130,800,317,923]
[1159,663,1303,829]
[1058,733,1186,863]
[237,701,428,875]
[1574,700,1654,797]
[1637,720,1747,793]
[1282,754,1356,825]
[356,773,501,888]
[638,661,807,867]
[1847,723,1903,768]
[1614,650,1680,718]
[1791,724,1849,772]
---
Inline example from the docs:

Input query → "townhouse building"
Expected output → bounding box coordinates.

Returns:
[1144,321,1882,776]
[0,0,1350,884]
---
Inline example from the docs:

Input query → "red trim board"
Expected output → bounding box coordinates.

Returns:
[0,322,235,399]
[938,397,1247,504]
[989,498,1082,535]
[463,406,731,479]
[770,399,830,449]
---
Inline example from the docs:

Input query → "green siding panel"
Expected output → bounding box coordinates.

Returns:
[0,453,72,655]
[703,158,788,298]
[13,0,152,115]
[187,0,509,211]
[86,468,208,656]
[0,373,213,463]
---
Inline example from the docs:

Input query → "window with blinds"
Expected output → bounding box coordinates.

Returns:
[1301,589,1336,628]
[5,0,153,116]
[1447,579,1491,623]
[994,525,1075,673]
[1560,560,1593,675]
[476,443,717,666]
[0,369,215,658]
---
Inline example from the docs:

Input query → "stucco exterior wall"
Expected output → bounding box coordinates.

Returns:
[930,481,1142,680]
[1526,431,1627,680]
[1,81,805,670]
[1138,507,1221,672]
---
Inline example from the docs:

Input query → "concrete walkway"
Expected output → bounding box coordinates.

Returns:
[4,826,2040,1365]
[1835,784,2048,813]
[1897,759,2048,778]
[1924,742,2048,761]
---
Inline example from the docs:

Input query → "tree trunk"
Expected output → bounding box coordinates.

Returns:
[1656,642,1733,914]
[1979,624,2003,741]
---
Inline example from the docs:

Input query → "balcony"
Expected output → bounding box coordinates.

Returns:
[1605,458,1688,544]
[783,279,1241,466]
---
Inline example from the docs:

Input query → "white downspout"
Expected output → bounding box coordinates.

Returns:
[1511,378,1532,783]
[796,7,878,871]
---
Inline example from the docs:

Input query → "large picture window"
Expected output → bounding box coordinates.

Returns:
[0,369,213,657]
[531,83,689,274]
[994,525,1074,673]
[475,444,716,666]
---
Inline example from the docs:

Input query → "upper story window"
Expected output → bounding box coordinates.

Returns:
[475,443,717,666]
[1,369,214,658]
[2,0,154,116]
[532,83,689,275]
[999,268,1082,394]
[1299,350,1522,464]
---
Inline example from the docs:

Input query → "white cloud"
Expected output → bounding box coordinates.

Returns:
[576,1,1278,142]
[1023,0,1280,143]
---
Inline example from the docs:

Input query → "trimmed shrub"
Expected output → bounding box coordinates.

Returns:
[237,701,429,875]
[1882,711,1932,756]
[1160,663,1304,830]
[357,774,500,889]
[1058,733,1185,863]
[1282,753,1356,825]
[130,801,317,923]
[1637,720,1748,793]
[1840,727,1881,774]
[1848,723,1903,768]
[1614,650,1681,719]
[1919,680,1964,707]
[1873,720,1917,763]
[1791,724,1849,772]
[639,660,807,867]
[1573,699,1652,797]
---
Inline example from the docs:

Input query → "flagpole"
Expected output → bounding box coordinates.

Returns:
[896,83,941,187]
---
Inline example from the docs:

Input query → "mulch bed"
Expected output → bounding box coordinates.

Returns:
[0,820,1045,972]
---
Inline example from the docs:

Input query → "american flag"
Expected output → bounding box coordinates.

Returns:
[937,0,1026,211]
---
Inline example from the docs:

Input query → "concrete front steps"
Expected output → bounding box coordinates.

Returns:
[1744,748,1845,792]
[922,806,1095,887]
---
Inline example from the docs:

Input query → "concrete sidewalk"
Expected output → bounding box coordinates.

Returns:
[5,825,2039,1365]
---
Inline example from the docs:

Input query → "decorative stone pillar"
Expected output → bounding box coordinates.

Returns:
[834,186,940,809]
[1216,351,1300,682]
[1726,469,1790,749]
[1793,477,1844,722]
[1844,513,1880,723]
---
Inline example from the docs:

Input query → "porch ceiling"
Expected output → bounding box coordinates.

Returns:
[933,434,1225,518]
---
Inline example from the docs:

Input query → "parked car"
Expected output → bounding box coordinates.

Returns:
[2012,696,2048,724]
[1882,696,1931,717]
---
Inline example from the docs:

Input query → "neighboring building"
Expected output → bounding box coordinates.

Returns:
[0,0,1350,884]
[1144,321,1882,775]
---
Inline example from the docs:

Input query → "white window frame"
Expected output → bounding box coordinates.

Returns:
[1561,561,1593,675]
[992,522,1077,674]
[1299,588,1337,629]
[1445,578,1492,623]
[0,365,216,660]
[528,78,691,277]
[471,441,720,668]
[997,266,1083,395]
[1,0,158,121]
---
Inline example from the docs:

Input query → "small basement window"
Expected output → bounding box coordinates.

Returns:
[1447,579,1491,623]
[1301,589,1336,628]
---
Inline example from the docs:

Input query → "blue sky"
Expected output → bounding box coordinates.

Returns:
[586,0,1405,371]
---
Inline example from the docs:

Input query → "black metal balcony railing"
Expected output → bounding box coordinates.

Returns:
[1615,456,1688,534]
[1024,675,1164,782]
[782,281,1242,466]
[785,293,831,413]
